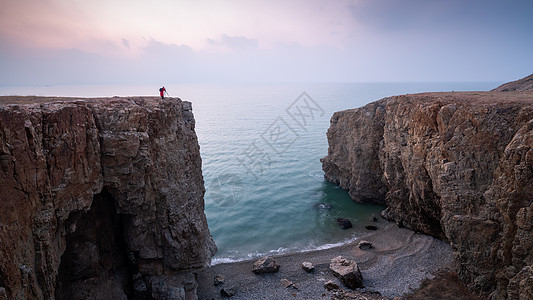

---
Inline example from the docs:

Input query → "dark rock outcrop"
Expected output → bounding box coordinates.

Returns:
[322,86,533,298]
[0,97,216,299]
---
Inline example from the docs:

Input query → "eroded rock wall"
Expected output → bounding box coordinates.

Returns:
[322,91,533,299]
[0,97,216,299]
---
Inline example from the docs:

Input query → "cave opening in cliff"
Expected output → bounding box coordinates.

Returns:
[56,189,135,299]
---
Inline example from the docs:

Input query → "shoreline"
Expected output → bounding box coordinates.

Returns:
[209,235,362,267]
[197,222,455,299]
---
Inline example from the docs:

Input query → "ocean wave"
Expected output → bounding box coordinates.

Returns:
[209,237,359,266]
[305,236,358,251]
[210,257,244,265]
[308,170,325,181]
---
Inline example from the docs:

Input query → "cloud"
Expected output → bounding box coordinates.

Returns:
[1,0,532,85]
[207,34,259,51]
[122,39,130,49]
[141,39,194,58]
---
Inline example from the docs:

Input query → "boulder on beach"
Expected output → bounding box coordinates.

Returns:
[220,285,237,297]
[302,261,315,272]
[214,275,225,286]
[337,218,353,229]
[280,278,294,288]
[358,241,373,250]
[324,280,340,291]
[329,256,363,289]
[252,256,280,274]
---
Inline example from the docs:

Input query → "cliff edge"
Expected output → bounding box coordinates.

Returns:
[0,97,216,299]
[492,73,533,92]
[322,83,533,298]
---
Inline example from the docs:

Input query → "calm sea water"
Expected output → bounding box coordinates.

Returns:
[0,82,498,264]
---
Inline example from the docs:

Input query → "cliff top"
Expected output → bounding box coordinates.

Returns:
[334,91,533,115]
[0,96,177,105]
[403,90,533,105]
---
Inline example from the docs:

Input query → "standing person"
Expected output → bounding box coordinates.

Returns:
[159,86,167,99]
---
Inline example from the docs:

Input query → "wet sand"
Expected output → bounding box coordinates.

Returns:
[196,222,454,299]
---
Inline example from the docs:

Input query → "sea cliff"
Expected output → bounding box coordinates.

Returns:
[0,97,216,299]
[322,78,533,299]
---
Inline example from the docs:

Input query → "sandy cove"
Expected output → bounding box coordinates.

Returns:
[196,222,455,300]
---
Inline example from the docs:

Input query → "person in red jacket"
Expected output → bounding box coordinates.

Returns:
[159,86,167,99]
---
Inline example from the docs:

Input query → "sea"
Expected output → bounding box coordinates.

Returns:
[0,81,498,265]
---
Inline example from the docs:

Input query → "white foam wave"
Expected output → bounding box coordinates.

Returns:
[210,257,244,266]
[308,237,358,251]
[269,247,289,253]
[209,237,359,266]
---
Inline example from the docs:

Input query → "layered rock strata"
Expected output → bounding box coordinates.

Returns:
[322,90,533,299]
[0,97,216,299]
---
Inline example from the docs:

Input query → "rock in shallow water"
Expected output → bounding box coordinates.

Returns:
[365,225,378,231]
[369,214,378,222]
[337,218,353,229]
[315,203,333,209]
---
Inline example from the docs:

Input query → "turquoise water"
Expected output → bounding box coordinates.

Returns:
[0,82,498,264]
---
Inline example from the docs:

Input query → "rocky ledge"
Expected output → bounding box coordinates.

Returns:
[321,76,533,299]
[0,97,216,299]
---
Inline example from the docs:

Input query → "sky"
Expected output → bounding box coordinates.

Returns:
[0,0,532,85]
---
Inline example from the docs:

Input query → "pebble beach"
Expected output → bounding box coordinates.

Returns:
[197,222,455,299]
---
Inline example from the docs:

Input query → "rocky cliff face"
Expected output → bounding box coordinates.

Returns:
[322,90,533,299]
[0,97,216,299]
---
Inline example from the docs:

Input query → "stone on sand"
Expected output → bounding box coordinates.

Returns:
[280,278,294,288]
[252,256,280,274]
[358,241,373,250]
[329,256,363,289]
[214,275,225,286]
[324,280,340,291]
[302,261,315,272]
[220,285,237,297]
